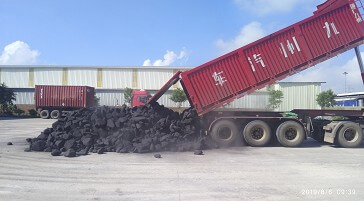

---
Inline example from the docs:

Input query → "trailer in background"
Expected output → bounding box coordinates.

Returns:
[35,85,94,119]
[336,92,364,107]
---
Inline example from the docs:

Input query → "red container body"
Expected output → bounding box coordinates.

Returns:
[181,0,364,115]
[35,85,94,109]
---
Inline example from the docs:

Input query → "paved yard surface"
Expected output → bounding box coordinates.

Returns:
[0,118,363,201]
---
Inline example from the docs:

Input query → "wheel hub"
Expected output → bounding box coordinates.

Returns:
[218,127,232,140]
[251,127,264,140]
[343,128,357,142]
[285,128,297,140]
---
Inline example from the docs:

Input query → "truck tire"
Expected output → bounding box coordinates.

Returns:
[210,120,239,147]
[243,120,271,147]
[336,122,363,148]
[40,110,50,119]
[50,110,60,119]
[276,121,305,147]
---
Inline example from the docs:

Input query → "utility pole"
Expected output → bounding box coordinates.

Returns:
[343,72,348,93]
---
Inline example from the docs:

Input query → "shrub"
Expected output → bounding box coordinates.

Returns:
[267,87,284,110]
[316,89,336,108]
[124,87,133,106]
[170,88,187,108]
[28,109,38,117]
[0,83,16,115]
[14,108,25,116]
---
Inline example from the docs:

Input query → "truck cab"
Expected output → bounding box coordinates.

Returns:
[132,90,151,107]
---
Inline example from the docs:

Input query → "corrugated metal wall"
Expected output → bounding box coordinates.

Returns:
[275,82,322,111]
[226,91,269,109]
[1,66,322,111]
[0,66,188,90]
[137,69,174,90]
[12,89,35,105]
[102,69,133,89]
[68,69,98,86]
[95,89,125,106]
[34,68,63,86]
[1,68,29,88]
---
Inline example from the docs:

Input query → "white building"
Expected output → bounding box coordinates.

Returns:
[0,65,323,111]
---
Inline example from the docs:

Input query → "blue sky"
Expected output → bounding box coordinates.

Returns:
[0,0,363,93]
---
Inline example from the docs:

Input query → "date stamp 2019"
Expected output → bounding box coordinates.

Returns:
[301,189,356,196]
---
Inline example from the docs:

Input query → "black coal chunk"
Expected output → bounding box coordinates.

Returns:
[194,150,204,155]
[77,147,89,156]
[44,147,52,152]
[64,139,75,150]
[97,147,105,154]
[51,149,61,156]
[30,140,46,151]
[154,153,162,158]
[64,149,76,157]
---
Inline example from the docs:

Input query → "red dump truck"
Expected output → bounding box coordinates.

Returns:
[149,0,364,148]
[35,85,94,119]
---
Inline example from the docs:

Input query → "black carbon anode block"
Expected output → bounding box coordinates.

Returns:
[30,140,46,151]
[51,149,61,156]
[26,103,205,157]
[194,150,204,155]
[77,147,89,156]
[154,153,162,158]
[64,149,76,157]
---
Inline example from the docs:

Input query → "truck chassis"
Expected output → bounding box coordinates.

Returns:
[203,109,364,148]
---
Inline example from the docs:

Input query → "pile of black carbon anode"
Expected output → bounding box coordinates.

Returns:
[26,102,205,157]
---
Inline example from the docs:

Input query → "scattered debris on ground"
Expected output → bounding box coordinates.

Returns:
[26,102,206,157]
[194,150,204,155]
[154,154,162,158]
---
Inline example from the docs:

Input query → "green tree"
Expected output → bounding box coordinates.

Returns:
[170,88,187,108]
[14,107,25,116]
[267,87,284,110]
[316,89,336,108]
[0,83,16,115]
[124,87,133,106]
[28,109,38,117]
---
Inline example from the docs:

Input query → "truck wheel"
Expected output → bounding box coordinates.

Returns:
[40,110,50,119]
[243,120,271,147]
[276,121,305,147]
[210,120,239,147]
[337,122,363,148]
[50,110,60,119]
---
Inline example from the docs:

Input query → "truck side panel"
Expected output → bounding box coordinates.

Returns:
[181,52,253,111]
[181,0,364,115]
[35,85,94,109]
[300,4,364,59]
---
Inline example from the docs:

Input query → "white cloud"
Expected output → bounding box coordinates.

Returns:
[0,41,40,65]
[284,53,364,93]
[143,49,187,66]
[215,22,265,54]
[234,0,309,15]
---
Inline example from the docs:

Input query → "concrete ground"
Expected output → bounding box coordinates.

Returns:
[0,118,363,201]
